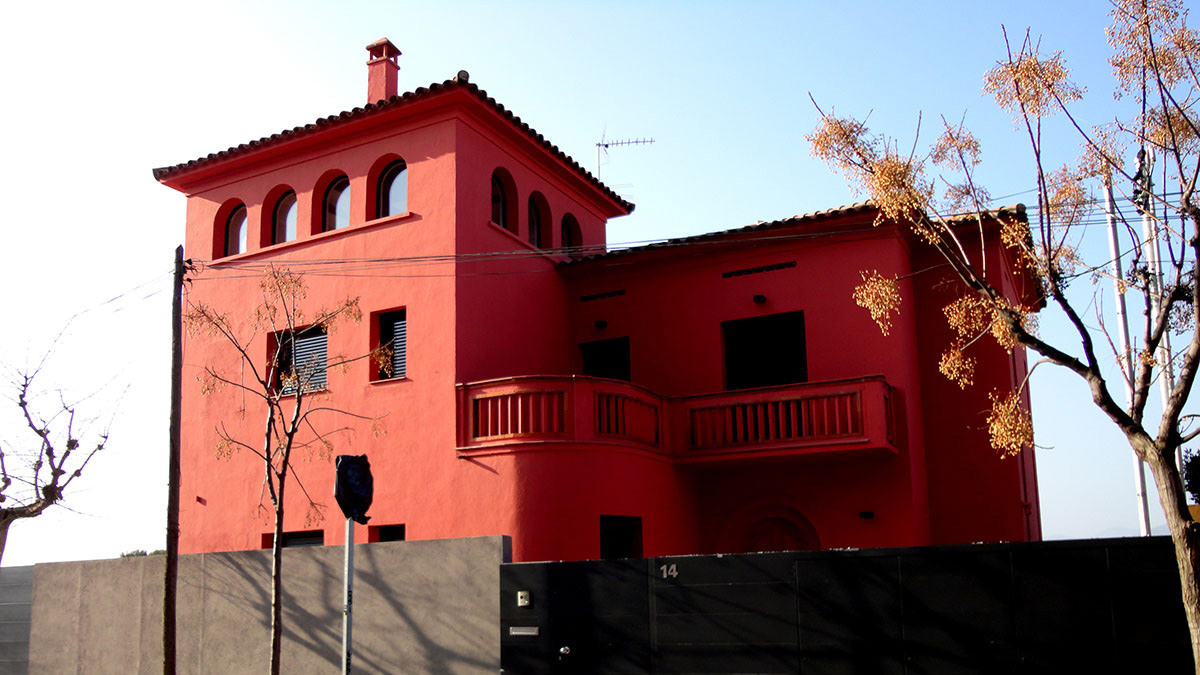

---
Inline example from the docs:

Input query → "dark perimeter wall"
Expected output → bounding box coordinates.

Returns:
[501,536,1191,674]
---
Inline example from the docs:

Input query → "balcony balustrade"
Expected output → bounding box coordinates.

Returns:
[669,376,896,462]
[456,375,897,461]
[456,376,665,455]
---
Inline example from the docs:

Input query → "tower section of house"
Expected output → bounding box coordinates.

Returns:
[155,39,1040,563]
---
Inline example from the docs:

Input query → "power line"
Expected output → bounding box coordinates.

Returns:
[187,226,881,281]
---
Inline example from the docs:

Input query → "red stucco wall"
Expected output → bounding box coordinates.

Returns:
[163,82,1039,562]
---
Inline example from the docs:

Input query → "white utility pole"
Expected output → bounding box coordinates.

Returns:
[1139,149,1181,474]
[1106,177,1153,536]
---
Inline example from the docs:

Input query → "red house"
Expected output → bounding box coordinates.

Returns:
[154,39,1040,563]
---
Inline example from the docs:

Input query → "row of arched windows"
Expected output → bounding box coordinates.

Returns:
[217,160,586,260]
[490,168,583,257]
[218,159,408,258]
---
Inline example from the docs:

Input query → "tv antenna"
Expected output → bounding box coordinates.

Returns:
[595,134,655,181]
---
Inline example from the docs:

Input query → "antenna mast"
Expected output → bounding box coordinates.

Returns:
[595,136,655,181]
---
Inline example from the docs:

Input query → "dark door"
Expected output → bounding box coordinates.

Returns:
[722,311,807,390]
[580,337,631,381]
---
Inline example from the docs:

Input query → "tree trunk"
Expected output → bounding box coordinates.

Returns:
[1146,447,1200,673]
[0,520,11,568]
[269,498,285,675]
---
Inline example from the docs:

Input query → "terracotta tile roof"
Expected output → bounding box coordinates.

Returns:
[559,202,1028,266]
[559,200,879,266]
[152,72,634,213]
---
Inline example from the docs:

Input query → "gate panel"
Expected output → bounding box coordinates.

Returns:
[652,553,797,674]
[500,559,649,674]
[794,554,904,674]
[899,550,1015,674]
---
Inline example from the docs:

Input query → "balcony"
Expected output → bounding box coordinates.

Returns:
[456,376,666,456]
[669,376,897,462]
[456,375,898,462]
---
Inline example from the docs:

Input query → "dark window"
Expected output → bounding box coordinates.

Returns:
[224,205,247,256]
[371,524,406,542]
[580,337,631,381]
[322,176,350,232]
[276,326,328,393]
[561,213,582,256]
[272,191,297,244]
[722,311,808,390]
[377,159,407,218]
[600,515,643,560]
[378,310,407,379]
[490,168,517,233]
[528,194,544,248]
[491,174,507,228]
[262,530,324,548]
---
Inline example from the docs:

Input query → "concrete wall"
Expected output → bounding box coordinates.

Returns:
[29,536,508,674]
[0,566,32,675]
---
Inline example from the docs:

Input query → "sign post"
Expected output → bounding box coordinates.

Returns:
[343,517,354,674]
[334,455,374,675]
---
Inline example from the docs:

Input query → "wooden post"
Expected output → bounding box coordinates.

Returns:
[163,245,183,674]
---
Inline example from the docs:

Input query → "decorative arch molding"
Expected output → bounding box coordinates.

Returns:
[716,498,820,554]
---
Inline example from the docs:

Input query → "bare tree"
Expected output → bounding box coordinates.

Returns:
[185,267,382,675]
[809,0,1200,668]
[0,362,109,565]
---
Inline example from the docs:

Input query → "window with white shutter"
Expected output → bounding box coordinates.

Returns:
[378,310,407,380]
[276,326,328,393]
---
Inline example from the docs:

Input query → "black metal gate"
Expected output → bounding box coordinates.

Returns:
[500,537,1190,674]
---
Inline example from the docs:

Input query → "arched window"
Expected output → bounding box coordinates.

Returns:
[491,174,508,229]
[561,213,582,257]
[490,168,518,234]
[322,176,350,232]
[224,205,247,257]
[528,191,550,248]
[376,160,407,218]
[272,191,297,244]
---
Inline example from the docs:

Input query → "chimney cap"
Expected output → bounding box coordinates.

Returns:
[367,38,401,63]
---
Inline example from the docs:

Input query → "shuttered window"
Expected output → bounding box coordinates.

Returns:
[277,327,327,393]
[379,310,407,379]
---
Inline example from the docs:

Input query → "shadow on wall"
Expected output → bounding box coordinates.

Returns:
[28,535,509,675]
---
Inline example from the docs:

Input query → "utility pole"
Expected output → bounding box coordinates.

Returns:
[1146,151,1181,474]
[1106,179,1152,536]
[163,245,184,674]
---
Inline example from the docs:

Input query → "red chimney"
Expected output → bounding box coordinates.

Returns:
[366,38,401,103]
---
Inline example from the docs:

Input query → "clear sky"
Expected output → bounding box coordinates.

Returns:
[0,0,1177,565]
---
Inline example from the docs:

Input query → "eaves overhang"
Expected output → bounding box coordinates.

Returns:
[152,74,634,217]
[558,201,879,268]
